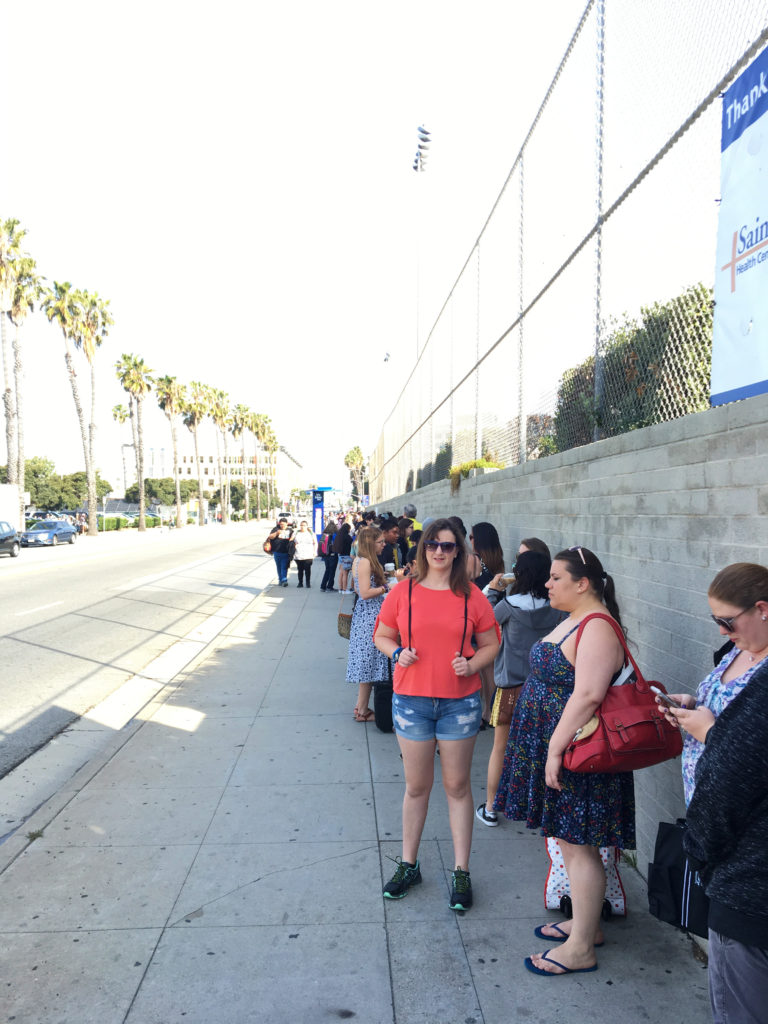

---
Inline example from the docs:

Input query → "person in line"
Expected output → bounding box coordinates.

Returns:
[658,562,768,805]
[378,516,404,571]
[267,518,294,588]
[519,536,551,558]
[448,516,483,583]
[319,521,338,592]
[403,503,423,532]
[374,518,499,911]
[494,546,631,975]
[469,522,506,723]
[655,563,768,1023]
[346,526,391,722]
[292,519,317,588]
[396,517,414,563]
[333,521,354,593]
[682,657,768,1024]
[470,522,505,589]
[476,550,565,826]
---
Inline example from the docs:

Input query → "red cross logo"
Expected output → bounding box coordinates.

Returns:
[722,230,768,292]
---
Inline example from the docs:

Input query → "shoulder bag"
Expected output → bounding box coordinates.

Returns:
[562,612,683,773]
[337,590,353,639]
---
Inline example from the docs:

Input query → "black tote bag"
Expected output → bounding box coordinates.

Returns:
[647,818,709,939]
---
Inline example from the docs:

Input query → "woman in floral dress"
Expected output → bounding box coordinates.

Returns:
[346,526,390,722]
[494,546,631,976]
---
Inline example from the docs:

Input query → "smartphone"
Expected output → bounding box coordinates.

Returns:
[650,685,683,709]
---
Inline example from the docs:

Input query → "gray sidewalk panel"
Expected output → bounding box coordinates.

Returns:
[0,560,709,1023]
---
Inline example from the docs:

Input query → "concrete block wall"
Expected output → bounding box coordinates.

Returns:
[373,390,768,875]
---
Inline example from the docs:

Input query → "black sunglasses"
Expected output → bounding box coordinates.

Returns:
[424,540,457,553]
[710,606,753,631]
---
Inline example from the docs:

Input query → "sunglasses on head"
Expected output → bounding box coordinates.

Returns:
[569,545,587,565]
[424,540,457,553]
[710,605,753,631]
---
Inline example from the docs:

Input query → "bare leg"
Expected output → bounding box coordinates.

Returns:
[529,840,604,972]
[354,682,373,719]
[437,735,477,868]
[485,720,510,809]
[480,666,495,721]
[399,736,436,864]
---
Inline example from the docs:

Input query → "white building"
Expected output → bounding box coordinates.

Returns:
[120,419,304,509]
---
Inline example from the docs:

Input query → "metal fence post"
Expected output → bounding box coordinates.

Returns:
[593,0,606,443]
[518,154,526,464]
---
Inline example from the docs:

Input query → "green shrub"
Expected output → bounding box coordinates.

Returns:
[551,283,713,453]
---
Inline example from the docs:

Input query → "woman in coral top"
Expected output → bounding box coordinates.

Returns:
[374,518,499,911]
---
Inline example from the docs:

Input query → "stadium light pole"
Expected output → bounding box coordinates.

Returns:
[412,126,430,359]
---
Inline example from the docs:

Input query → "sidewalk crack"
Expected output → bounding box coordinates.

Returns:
[169,844,377,926]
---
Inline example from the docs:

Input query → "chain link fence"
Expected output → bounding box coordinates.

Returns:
[369,0,768,503]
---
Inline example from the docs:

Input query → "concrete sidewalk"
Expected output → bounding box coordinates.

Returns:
[0,563,710,1023]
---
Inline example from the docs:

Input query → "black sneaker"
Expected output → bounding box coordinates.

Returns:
[449,867,473,911]
[383,858,422,900]
[476,802,498,827]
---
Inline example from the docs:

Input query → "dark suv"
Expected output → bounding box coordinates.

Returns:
[0,521,20,558]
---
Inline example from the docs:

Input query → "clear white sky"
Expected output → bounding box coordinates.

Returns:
[0,0,582,495]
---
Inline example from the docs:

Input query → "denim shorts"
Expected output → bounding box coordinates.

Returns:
[392,691,482,741]
[338,555,353,570]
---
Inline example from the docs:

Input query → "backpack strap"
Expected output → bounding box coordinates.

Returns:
[407,578,469,655]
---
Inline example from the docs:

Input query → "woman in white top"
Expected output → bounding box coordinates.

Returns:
[292,520,317,588]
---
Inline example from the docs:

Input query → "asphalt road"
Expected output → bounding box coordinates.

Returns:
[0,521,273,779]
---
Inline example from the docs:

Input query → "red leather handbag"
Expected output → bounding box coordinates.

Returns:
[562,613,683,773]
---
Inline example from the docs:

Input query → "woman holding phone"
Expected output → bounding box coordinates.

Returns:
[374,518,499,911]
[659,562,768,805]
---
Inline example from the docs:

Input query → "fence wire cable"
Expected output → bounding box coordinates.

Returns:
[370,24,768,486]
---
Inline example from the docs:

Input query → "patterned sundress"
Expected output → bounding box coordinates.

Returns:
[345,563,390,684]
[493,623,636,849]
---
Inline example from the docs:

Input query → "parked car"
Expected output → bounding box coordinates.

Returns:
[0,521,20,557]
[21,520,78,547]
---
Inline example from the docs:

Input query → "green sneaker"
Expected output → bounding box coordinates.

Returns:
[383,857,422,899]
[449,867,473,911]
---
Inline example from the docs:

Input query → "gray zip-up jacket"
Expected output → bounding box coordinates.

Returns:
[484,590,566,688]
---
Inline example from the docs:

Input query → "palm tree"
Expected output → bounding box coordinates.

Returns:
[0,219,25,490]
[344,446,366,503]
[264,426,279,514]
[209,388,232,524]
[231,403,251,522]
[183,381,210,525]
[79,292,113,513]
[115,354,153,531]
[42,281,112,535]
[251,412,272,520]
[8,254,43,527]
[155,376,187,529]
[112,404,131,497]
[42,283,88,528]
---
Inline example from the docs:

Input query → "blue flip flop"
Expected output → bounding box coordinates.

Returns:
[534,923,605,947]
[524,951,598,976]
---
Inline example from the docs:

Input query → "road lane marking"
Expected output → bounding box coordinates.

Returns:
[15,601,64,616]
